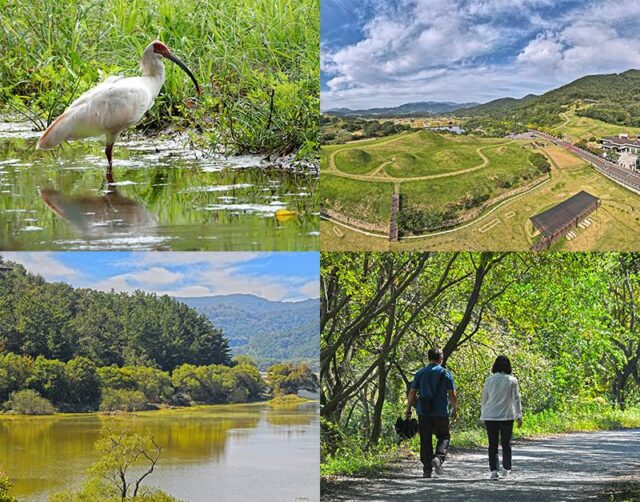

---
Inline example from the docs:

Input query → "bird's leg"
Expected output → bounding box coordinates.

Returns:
[105,143,114,182]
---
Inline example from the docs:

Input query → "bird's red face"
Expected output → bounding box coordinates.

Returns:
[152,41,171,57]
[150,41,201,95]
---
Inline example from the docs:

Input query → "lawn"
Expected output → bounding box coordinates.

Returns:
[327,131,515,178]
[320,174,393,226]
[549,109,640,143]
[321,143,640,251]
[321,130,542,230]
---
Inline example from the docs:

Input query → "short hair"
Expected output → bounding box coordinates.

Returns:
[428,348,443,361]
[492,355,512,374]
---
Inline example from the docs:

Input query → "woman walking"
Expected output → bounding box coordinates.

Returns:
[480,355,523,481]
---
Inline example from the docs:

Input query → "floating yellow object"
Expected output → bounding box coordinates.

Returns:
[275,209,297,222]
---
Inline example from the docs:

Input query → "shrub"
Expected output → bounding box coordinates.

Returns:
[5,389,56,415]
[99,389,149,412]
[396,209,448,234]
[267,363,318,396]
[0,465,17,502]
[529,152,551,174]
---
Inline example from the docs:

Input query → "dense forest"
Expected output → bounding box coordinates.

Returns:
[320,253,640,474]
[0,259,318,414]
[458,69,640,130]
[0,262,230,370]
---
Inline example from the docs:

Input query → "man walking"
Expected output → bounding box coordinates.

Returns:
[405,348,458,478]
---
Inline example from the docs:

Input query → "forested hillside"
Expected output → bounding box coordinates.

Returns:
[459,69,640,128]
[0,261,230,370]
[321,252,640,474]
[179,295,319,368]
[0,260,317,415]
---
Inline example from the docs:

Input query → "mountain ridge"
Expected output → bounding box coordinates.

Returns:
[458,69,640,127]
[326,100,480,117]
[175,294,319,370]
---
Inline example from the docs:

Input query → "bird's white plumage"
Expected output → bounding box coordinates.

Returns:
[36,43,166,151]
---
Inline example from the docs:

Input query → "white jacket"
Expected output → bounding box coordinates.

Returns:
[480,372,523,421]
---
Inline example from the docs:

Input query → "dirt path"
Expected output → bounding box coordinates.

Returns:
[552,111,571,132]
[322,429,640,501]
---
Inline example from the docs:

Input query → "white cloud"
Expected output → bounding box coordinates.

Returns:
[322,0,640,108]
[0,252,80,280]
[299,279,320,299]
[3,252,316,303]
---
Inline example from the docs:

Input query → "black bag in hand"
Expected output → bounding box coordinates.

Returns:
[394,417,419,440]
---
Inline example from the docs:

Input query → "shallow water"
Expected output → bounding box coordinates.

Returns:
[1,402,320,501]
[0,121,319,250]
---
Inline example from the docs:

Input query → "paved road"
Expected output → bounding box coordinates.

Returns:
[532,130,640,194]
[322,429,640,501]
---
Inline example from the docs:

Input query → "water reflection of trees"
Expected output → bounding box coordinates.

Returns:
[0,404,318,499]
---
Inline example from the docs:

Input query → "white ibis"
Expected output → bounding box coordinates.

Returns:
[36,40,200,171]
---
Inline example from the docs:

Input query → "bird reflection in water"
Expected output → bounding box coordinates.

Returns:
[39,171,157,235]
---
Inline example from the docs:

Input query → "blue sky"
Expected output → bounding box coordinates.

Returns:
[321,0,640,109]
[0,252,319,301]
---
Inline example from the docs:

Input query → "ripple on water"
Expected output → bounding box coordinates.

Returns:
[181,183,253,193]
[202,203,284,214]
[53,234,174,250]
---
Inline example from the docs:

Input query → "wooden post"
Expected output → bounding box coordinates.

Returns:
[389,194,400,242]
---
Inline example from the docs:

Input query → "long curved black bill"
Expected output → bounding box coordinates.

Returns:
[166,52,201,95]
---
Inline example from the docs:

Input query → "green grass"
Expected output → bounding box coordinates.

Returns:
[334,148,382,174]
[447,405,640,450]
[548,109,640,143]
[327,131,506,178]
[601,482,640,501]
[400,143,538,213]
[320,173,393,226]
[321,445,397,477]
[321,405,640,478]
[0,0,318,157]
[267,394,309,408]
[382,132,486,177]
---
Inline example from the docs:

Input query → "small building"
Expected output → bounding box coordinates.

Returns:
[618,151,639,171]
[530,191,600,251]
[601,133,640,154]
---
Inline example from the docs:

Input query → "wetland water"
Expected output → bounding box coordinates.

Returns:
[1,402,320,501]
[0,121,319,251]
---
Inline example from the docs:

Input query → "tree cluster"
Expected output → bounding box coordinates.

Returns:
[321,252,640,451]
[0,353,267,413]
[0,263,231,371]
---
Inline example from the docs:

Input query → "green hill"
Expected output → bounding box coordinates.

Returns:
[0,260,231,371]
[460,69,640,128]
[177,295,319,370]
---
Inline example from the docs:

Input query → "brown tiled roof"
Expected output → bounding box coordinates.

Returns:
[602,136,640,146]
[530,191,600,238]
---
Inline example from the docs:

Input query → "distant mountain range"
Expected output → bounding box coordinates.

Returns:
[326,70,640,128]
[326,101,480,117]
[176,294,319,369]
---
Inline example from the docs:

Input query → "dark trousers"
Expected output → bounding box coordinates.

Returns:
[418,415,450,471]
[485,420,514,471]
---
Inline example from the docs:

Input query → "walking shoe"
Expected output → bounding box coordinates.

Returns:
[501,469,511,478]
[423,469,432,479]
[431,457,444,475]
[490,470,499,481]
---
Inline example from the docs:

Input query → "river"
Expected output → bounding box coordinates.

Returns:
[0,402,319,501]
